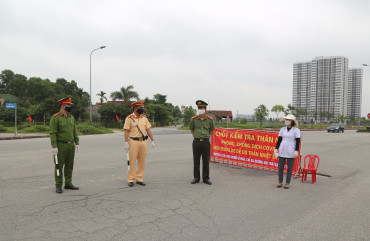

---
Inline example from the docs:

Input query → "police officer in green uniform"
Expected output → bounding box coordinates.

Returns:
[50,97,80,193]
[189,100,215,185]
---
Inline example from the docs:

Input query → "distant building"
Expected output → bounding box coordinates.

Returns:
[235,114,254,120]
[293,56,362,122]
[347,68,362,119]
[292,61,311,119]
[207,110,233,122]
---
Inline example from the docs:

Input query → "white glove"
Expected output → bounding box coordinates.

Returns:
[151,141,156,148]
[294,151,299,158]
[75,145,80,152]
[125,142,129,152]
[274,149,279,158]
[52,148,58,156]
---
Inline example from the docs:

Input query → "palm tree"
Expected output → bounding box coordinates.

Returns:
[96,91,107,105]
[110,85,139,104]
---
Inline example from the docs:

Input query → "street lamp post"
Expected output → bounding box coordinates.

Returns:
[90,46,106,122]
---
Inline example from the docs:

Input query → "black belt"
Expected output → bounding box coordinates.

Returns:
[194,138,209,142]
[130,136,148,141]
[57,141,74,144]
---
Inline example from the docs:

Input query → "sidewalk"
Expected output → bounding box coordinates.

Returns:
[0,133,49,140]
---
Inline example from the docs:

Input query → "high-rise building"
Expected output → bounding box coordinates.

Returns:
[292,56,362,122]
[293,61,311,121]
[347,68,363,119]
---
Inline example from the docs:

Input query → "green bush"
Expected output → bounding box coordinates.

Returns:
[357,128,370,132]
[0,124,8,133]
[77,123,113,135]
[102,122,123,129]
[18,123,32,130]
[21,125,50,133]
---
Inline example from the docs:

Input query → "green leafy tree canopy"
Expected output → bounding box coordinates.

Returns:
[254,104,269,128]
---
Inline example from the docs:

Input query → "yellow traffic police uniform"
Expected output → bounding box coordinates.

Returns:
[124,113,151,182]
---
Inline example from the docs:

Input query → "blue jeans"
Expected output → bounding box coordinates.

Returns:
[278,157,295,184]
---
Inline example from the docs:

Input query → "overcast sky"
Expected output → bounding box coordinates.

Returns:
[1,0,370,117]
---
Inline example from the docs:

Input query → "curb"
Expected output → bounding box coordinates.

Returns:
[0,135,50,140]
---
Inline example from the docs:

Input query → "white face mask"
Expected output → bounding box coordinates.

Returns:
[285,120,292,126]
[198,109,205,115]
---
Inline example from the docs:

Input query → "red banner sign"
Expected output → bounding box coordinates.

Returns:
[211,128,299,173]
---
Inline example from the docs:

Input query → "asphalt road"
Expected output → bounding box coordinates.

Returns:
[0,127,369,241]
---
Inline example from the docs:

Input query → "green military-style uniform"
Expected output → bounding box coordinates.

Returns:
[189,115,215,139]
[50,98,79,188]
[189,100,215,183]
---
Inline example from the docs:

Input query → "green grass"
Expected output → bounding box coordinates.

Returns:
[357,127,370,132]
[179,125,190,130]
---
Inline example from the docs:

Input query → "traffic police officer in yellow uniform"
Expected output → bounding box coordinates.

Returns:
[50,97,80,193]
[124,100,155,187]
[189,100,215,185]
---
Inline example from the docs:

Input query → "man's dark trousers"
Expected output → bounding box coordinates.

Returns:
[192,139,210,181]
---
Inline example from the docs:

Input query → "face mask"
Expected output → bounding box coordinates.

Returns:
[137,108,144,114]
[198,109,205,115]
[65,106,72,112]
[285,120,292,126]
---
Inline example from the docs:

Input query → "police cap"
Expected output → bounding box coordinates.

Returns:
[58,96,72,105]
[196,100,208,108]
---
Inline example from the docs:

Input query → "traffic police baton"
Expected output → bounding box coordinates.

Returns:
[54,154,60,176]
[126,151,130,171]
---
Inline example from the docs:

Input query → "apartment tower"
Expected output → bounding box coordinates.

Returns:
[293,56,362,122]
[347,68,363,119]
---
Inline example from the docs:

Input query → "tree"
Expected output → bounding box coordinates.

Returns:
[254,104,269,128]
[286,104,296,115]
[110,85,139,103]
[153,94,167,104]
[299,108,309,122]
[146,103,173,126]
[97,91,107,104]
[345,116,358,126]
[319,111,334,123]
[183,106,197,125]
[70,88,90,120]
[0,69,15,92]
[240,118,248,124]
[336,115,345,124]
[8,74,28,99]
[311,110,318,124]
[27,77,56,103]
[98,103,131,123]
[295,108,308,121]
[1,69,91,122]
[271,105,285,120]
[173,106,182,120]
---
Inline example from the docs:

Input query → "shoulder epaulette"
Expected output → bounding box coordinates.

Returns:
[192,115,198,119]
[207,116,213,120]
[52,113,59,117]
[142,114,147,118]
[128,114,135,118]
